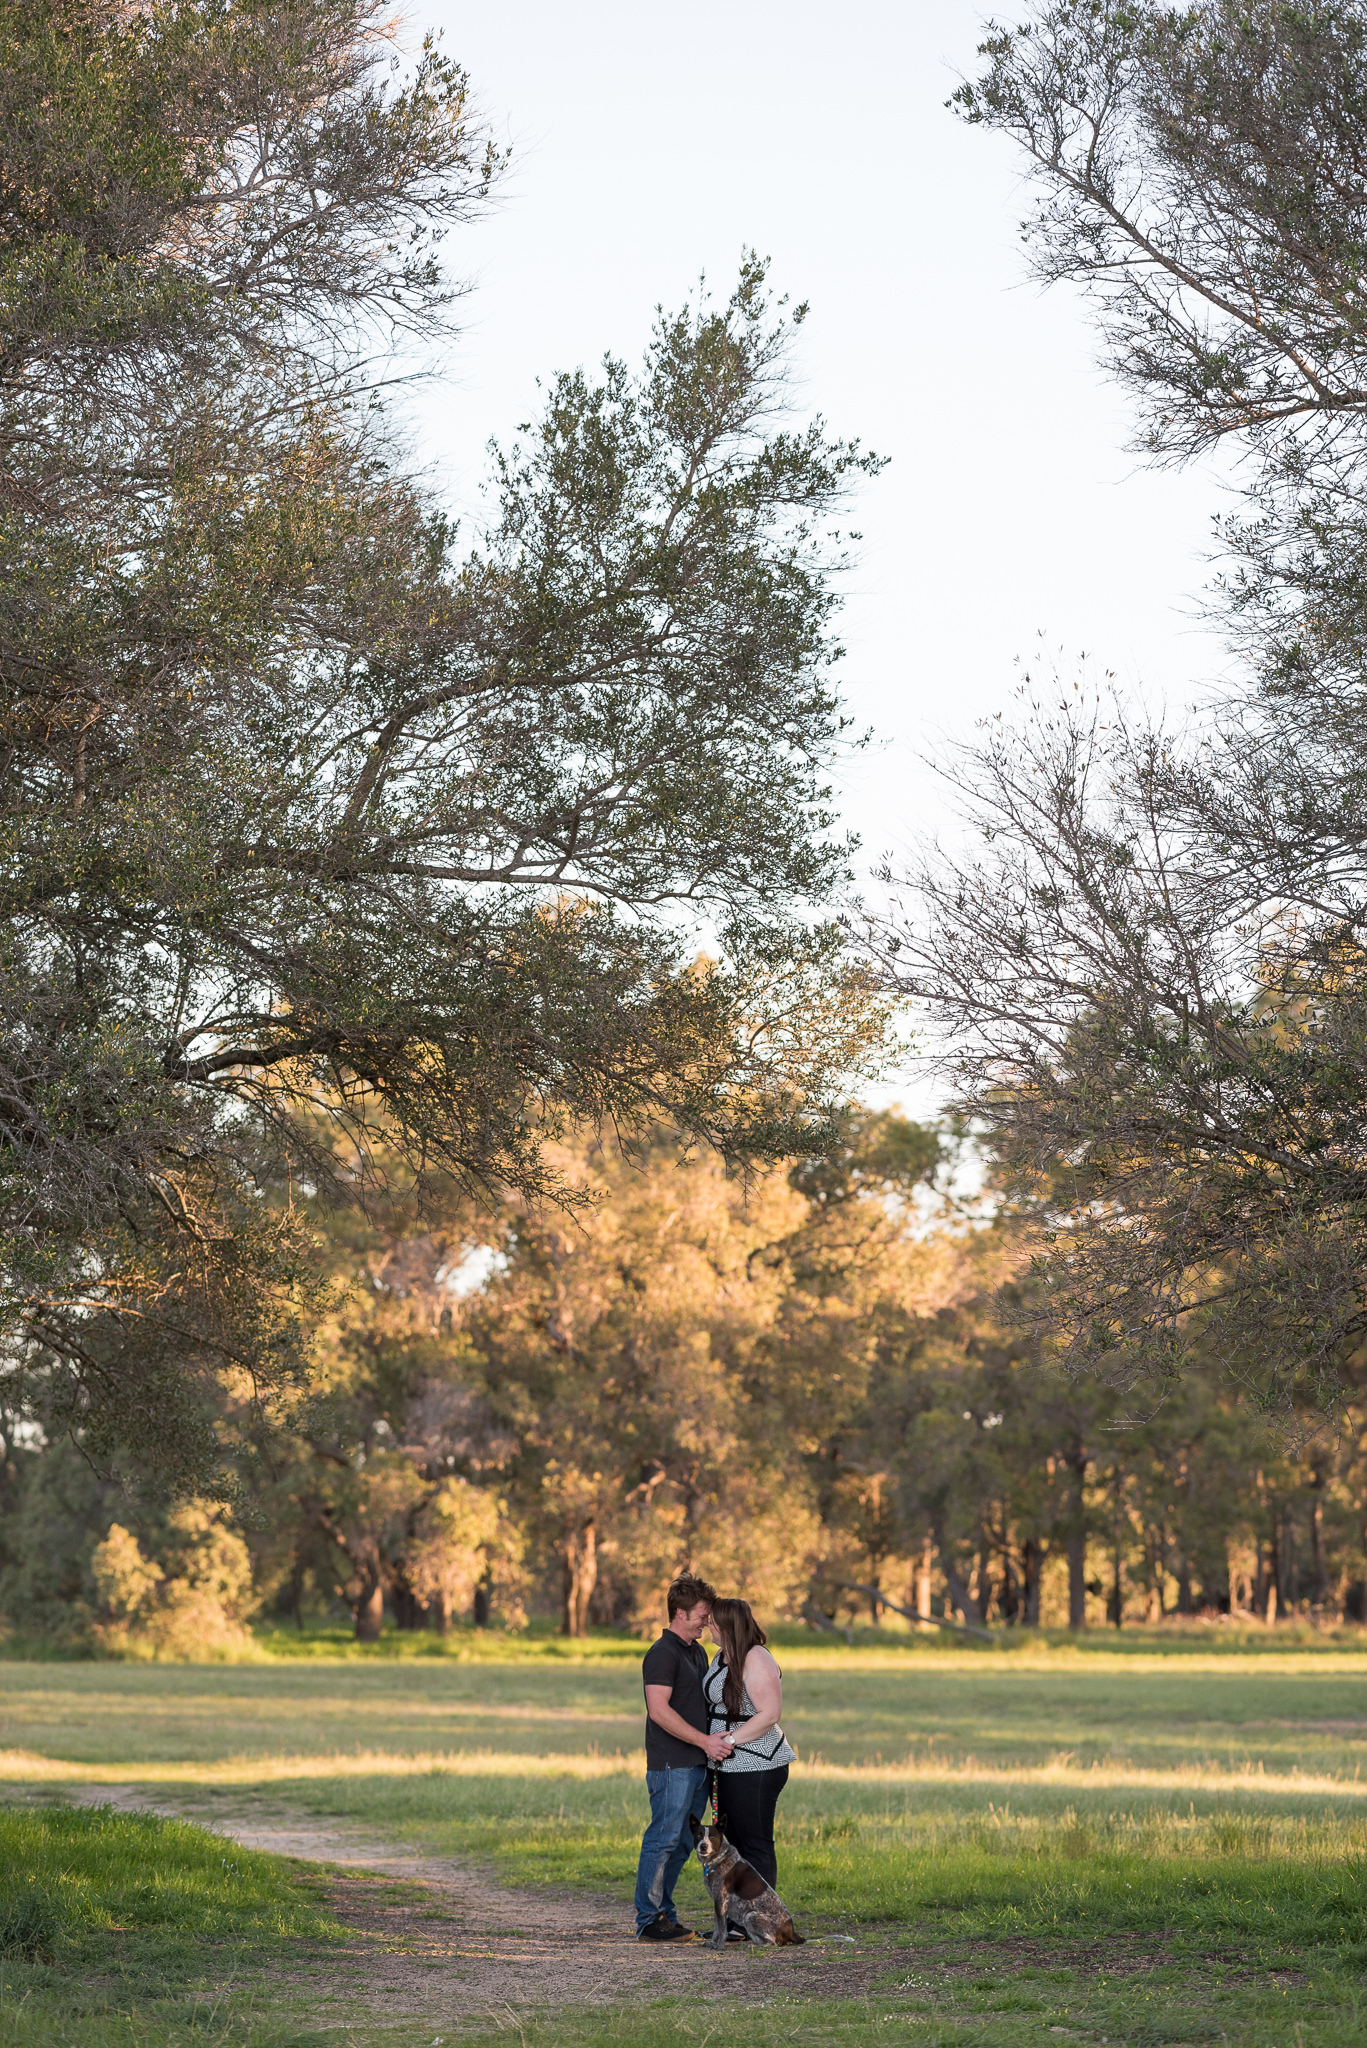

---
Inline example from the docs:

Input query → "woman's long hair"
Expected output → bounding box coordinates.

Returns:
[711,1596,768,1722]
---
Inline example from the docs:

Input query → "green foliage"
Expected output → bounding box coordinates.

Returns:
[1,0,888,1488]
[88,1506,255,1658]
[787,1104,945,1209]
[222,1114,958,1639]
[0,1438,260,1654]
[0,1437,120,1644]
[9,1110,1365,1649]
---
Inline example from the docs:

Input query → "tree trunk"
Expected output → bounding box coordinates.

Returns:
[340,1530,387,1642]
[1310,1477,1329,1608]
[1270,1513,1290,1617]
[914,1537,933,1621]
[975,1530,993,1625]
[429,1589,452,1636]
[1144,1530,1164,1622]
[999,1540,1020,1624]
[1066,1441,1088,1630]
[354,1574,384,1642]
[561,1520,597,1638]
[474,1582,491,1629]
[1282,1506,1298,1614]
[1175,1456,1196,1613]
[1228,1541,1249,1618]
[391,1581,424,1630]
[1022,1537,1042,1626]
[1263,1524,1281,1625]
[931,1517,976,1624]
[1108,1473,1124,1628]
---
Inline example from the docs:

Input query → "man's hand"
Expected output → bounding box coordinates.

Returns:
[646,1683,735,1762]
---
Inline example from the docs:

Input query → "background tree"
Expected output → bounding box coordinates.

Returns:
[238,1171,519,1639]
[1,0,888,1486]
[875,0,1367,1428]
[469,1133,823,1636]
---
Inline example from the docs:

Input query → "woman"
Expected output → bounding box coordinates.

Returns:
[703,1596,796,1901]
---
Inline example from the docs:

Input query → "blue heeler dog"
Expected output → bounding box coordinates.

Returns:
[688,1815,804,1949]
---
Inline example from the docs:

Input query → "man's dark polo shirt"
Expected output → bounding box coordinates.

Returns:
[642,1628,709,1769]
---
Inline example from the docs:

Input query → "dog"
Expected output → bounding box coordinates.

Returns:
[688,1815,805,1949]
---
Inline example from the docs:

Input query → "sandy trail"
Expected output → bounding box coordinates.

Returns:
[65,1782,874,2020]
[61,1784,1214,2028]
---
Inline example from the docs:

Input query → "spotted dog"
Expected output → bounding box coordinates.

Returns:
[688,1815,804,1949]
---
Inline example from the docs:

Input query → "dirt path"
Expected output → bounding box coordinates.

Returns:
[64,1784,1216,2030]
[67,1782,878,2021]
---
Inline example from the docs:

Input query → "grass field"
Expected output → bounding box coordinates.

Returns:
[4,1628,1367,2045]
[0,1802,342,2047]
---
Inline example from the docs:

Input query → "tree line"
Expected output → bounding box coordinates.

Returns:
[5,1113,1366,1646]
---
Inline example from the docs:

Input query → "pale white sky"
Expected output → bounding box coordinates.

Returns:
[412,0,1233,1107]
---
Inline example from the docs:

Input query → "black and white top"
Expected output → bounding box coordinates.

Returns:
[703,1653,797,1774]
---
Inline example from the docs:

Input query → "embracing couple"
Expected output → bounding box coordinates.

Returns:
[634,1572,796,1941]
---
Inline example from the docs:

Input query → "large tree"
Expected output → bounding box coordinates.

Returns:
[1,0,886,1480]
[878,0,1367,1425]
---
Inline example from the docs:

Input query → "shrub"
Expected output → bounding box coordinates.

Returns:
[90,1506,256,1661]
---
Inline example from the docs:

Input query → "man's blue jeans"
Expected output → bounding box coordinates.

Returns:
[634,1763,708,1931]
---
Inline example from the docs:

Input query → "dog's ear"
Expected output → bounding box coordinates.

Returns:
[688,1814,703,1842]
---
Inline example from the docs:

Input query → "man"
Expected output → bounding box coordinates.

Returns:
[634,1571,733,1940]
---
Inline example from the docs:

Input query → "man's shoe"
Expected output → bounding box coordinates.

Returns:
[637,1914,696,1942]
[725,1928,749,1943]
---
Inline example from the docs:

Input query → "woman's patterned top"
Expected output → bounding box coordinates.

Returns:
[703,1653,797,1773]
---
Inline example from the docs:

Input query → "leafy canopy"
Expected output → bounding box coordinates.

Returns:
[0,0,887,1484]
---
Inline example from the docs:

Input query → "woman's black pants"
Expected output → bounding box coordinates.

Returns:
[710,1765,789,1889]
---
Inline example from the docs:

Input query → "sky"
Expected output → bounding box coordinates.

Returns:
[409,0,1233,1106]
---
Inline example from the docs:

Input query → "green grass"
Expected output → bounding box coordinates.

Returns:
[370,1978,1367,2048]
[6,1637,1367,2043]
[235,1755,1367,1943]
[5,1628,1367,1775]
[0,1804,342,2047]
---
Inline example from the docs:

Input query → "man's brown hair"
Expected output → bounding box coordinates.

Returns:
[667,1572,718,1619]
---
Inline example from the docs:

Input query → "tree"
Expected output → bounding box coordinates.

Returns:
[875,1,1367,1425]
[90,1505,254,1657]
[1,0,887,1484]
[469,1133,823,1635]
[237,1172,521,1639]
[404,1476,520,1636]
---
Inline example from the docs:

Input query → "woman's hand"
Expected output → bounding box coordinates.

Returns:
[726,1646,782,1747]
